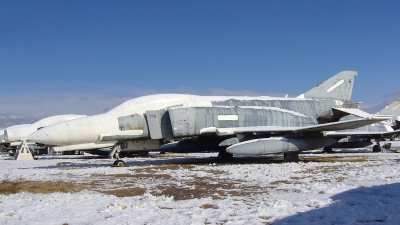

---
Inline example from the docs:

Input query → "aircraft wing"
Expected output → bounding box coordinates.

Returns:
[294,117,389,133]
[324,130,400,138]
[200,117,389,136]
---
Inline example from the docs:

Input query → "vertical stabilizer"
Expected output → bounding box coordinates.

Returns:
[378,99,400,116]
[377,99,400,130]
[299,71,358,101]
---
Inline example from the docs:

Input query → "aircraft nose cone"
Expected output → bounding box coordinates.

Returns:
[28,128,52,145]
[27,122,70,145]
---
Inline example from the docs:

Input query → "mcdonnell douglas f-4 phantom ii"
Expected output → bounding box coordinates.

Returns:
[322,98,400,152]
[377,98,400,131]
[27,71,389,165]
[3,115,86,147]
[2,114,86,158]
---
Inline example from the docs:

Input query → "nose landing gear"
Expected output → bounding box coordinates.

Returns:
[110,144,128,167]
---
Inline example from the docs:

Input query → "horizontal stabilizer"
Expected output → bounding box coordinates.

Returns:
[332,108,378,119]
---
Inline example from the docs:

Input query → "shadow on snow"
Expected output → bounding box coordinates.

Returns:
[272,183,400,224]
[27,154,287,169]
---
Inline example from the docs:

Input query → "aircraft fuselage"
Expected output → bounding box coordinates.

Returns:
[28,94,348,149]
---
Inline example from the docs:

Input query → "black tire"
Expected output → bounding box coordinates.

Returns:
[323,147,333,154]
[217,148,234,159]
[382,143,391,151]
[113,159,126,167]
[137,151,149,156]
[373,145,381,152]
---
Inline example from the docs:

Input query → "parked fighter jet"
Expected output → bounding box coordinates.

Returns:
[377,98,400,130]
[27,71,388,165]
[3,114,86,153]
[0,129,5,151]
[322,99,400,152]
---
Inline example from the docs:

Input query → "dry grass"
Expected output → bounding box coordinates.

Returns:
[153,178,267,200]
[200,204,217,209]
[56,162,72,166]
[100,188,146,197]
[92,173,172,179]
[301,155,369,163]
[259,216,273,224]
[77,162,269,200]
[0,180,84,195]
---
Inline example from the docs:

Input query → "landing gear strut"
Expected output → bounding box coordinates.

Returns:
[217,148,233,159]
[283,152,299,163]
[373,139,382,152]
[110,144,128,167]
[323,147,334,154]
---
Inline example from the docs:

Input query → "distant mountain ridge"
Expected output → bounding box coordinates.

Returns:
[0,115,42,129]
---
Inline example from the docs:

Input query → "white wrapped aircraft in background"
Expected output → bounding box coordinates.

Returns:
[323,98,400,152]
[1,114,86,155]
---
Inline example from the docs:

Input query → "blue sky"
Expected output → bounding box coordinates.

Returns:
[1,0,399,116]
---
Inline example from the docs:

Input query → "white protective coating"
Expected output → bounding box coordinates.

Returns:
[239,106,309,117]
[4,114,86,143]
[98,129,144,140]
[333,107,374,119]
[52,142,115,151]
[0,129,4,143]
[108,94,311,116]
[217,115,239,121]
[28,94,314,148]
[383,124,395,132]
[229,136,288,147]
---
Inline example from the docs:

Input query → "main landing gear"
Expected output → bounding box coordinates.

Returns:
[217,148,233,159]
[373,139,382,152]
[283,152,299,163]
[322,147,334,154]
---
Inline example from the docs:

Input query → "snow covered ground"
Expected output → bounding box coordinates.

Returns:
[1,149,400,224]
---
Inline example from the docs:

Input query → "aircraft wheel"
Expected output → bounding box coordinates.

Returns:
[137,151,149,156]
[382,143,391,151]
[372,145,381,152]
[113,159,126,167]
[323,147,333,154]
[217,148,233,159]
[284,152,300,163]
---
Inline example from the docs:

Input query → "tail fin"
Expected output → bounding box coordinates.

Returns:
[377,99,400,130]
[378,99,400,116]
[297,71,358,101]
